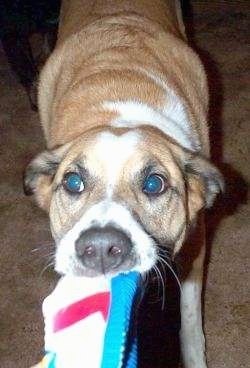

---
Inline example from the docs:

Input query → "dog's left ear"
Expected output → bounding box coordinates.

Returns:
[184,153,224,220]
[23,145,69,211]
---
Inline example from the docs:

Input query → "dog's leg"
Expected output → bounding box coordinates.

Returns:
[178,217,207,368]
[176,213,207,368]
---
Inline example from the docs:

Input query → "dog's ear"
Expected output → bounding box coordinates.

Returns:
[184,153,224,221]
[23,145,69,211]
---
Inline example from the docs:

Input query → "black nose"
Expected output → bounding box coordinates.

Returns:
[75,226,133,273]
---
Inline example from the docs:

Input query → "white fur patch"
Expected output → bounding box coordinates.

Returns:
[93,131,139,197]
[103,70,200,151]
[43,276,109,368]
[55,201,157,275]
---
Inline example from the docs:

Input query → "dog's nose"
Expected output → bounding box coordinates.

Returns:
[75,226,132,273]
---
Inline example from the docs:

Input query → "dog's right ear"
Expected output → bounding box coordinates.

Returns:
[23,145,69,211]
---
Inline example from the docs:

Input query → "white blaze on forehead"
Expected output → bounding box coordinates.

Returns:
[55,201,157,275]
[93,131,140,196]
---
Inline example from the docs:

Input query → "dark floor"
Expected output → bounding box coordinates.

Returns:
[0,1,249,367]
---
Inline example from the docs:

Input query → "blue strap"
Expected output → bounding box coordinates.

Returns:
[101,272,140,368]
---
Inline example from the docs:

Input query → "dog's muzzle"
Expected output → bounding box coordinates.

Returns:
[75,226,133,273]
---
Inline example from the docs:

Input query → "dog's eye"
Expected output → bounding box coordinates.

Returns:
[63,172,84,193]
[143,173,167,196]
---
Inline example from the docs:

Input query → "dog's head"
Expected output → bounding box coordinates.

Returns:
[24,126,223,277]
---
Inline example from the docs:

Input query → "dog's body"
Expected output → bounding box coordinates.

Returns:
[25,1,223,367]
[39,0,209,154]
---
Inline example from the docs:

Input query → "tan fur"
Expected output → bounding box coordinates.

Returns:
[35,176,54,211]
[38,0,209,153]
[33,125,208,256]
[26,0,225,269]
[32,0,218,251]
[48,127,187,241]
[28,3,224,367]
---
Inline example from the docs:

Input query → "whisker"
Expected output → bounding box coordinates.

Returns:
[157,257,167,280]
[141,270,149,289]
[137,271,149,304]
[31,241,54,251]
[32,248,55,256]
[31,240,56,267]
[151,264,166,309]
[31,249,56,267]
[155,263,166,310]
[38,258,55,278]
[151,265,161,299]
[157,247,172,259]
[158,255,182,293]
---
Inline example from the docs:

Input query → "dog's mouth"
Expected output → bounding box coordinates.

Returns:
[55,227,157,278]
[65,249,138,278]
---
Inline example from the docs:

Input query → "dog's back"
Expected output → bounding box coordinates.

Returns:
[58,0,185,44]
[39,0,208,155]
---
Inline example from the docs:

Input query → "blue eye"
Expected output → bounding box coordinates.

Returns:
[143,174,167,196]
[63,172,84,193]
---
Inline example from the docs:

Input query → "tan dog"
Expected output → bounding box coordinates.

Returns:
[24,1,223,367]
